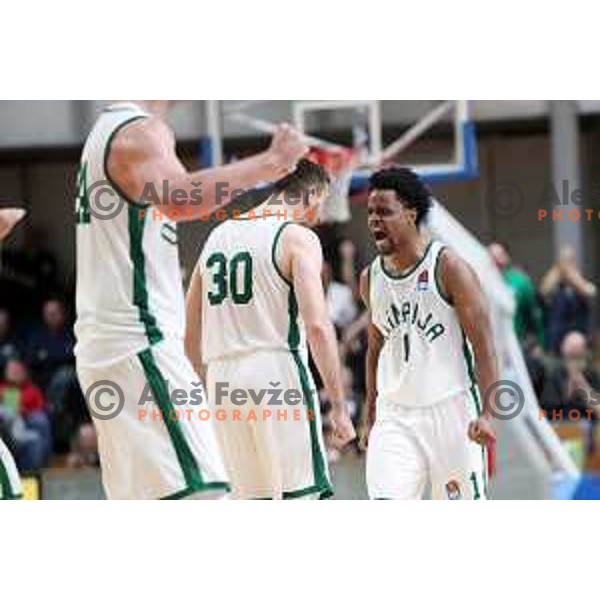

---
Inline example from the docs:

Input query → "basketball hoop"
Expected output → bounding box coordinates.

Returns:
[308,147,356,224]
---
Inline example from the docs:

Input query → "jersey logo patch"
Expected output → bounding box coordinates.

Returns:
[445,480,462,500]
[417,270,429,291]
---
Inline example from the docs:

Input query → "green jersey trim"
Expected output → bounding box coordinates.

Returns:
[138,348,222,494]
[271,221,296,285]
[380,240,433,280]
[161,481,230,500]
[286,286,333,499]
[0,455,19,500]
[129,206,164,346]
[103,114,148,207]
[252,484,333,500]
[461,331,482,416]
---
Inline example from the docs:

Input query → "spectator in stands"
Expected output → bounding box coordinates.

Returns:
[338,239,360,301]
[539,332,600,455]
[540,245,596,355]
[27,298,75,388]
[323,261,358,332]
[0,308,24,375]
[488,241,545,349]
[26,298,85,453]
[0,358,52,471]
[66,423,99,469]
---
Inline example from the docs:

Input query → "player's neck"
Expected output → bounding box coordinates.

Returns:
[259,195,314,224]
[385,236,428,275]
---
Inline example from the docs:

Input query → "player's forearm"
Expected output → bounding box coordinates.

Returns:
[306,321,345,407]
[471,333,499,418]
[365,348,379,426]
[167,152,285,221]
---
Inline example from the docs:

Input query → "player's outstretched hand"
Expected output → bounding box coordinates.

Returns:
[468,415,496,446]
[0,208,26,241]
[330,405,356,450]
[268,124,308,176]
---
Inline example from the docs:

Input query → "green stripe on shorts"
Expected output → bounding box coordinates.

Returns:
[0,455,19,500]
[138,348,219,497]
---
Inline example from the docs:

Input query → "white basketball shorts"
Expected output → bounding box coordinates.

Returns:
[77,340,229,500]
[366,393,487,500]
[206,349,332,500]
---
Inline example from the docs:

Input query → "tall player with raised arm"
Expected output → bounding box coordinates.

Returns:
[75,101,307,500]
[362,167,496,500]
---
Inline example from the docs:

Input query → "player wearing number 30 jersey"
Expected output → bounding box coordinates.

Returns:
[362,167,497,500]
[185,159,355,499]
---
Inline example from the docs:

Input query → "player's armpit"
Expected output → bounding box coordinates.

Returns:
[106,117,189,213]
[184,266,206,382]
[359,266,370,309]
[440,248,498,419]
[362,320,384,447]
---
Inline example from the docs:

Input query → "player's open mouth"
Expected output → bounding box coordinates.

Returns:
[372,230,387,241]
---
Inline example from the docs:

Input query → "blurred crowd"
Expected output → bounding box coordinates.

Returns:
[0,213,100,474]
[489,241,600,458]
[0,296,97,473]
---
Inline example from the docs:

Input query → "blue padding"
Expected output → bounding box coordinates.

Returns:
[572,474,600,500]
[199,137,213,168]
[350,120,480,190]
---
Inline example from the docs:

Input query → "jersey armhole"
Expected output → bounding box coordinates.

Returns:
[103,115,149,207]
[434,245,454,306]
[271,222,295,287]
[365,264,372,310]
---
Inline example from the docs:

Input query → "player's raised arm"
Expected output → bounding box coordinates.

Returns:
[280,224,355,449]
[359,266,384,448]
[440,248,497,445]
[184,265,205,382]
[0,208,26,241]
[107,119,307,221]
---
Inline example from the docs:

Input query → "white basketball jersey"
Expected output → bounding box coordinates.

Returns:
[75,103,185,367]
[370,240,481,409]
[199,216,307,362]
